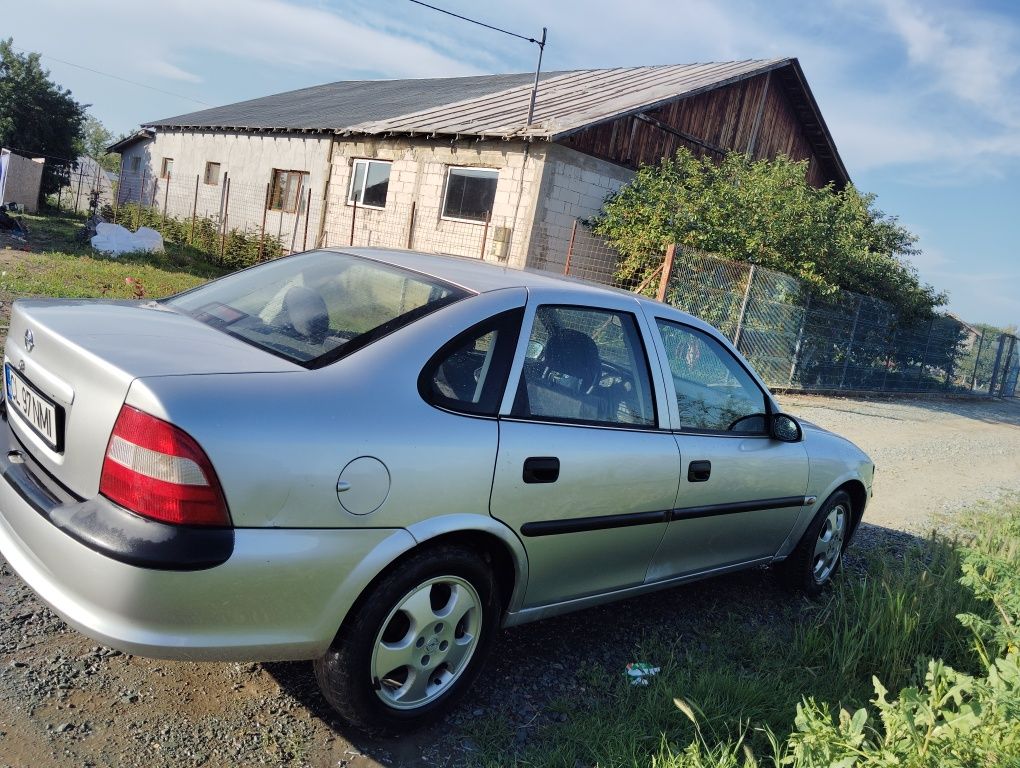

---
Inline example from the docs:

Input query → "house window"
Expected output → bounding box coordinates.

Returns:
[129,156,141,173]
[347,159,391,209]
[442,167,498,223]
[160,158,173,179]
[204,162,221,186]
[269,169,309,212]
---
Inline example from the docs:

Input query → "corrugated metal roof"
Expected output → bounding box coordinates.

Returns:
[147,72,564,132]
[347,60,789,139]
[146,60,788,139]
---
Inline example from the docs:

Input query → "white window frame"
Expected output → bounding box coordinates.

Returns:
[440,166,499,225]
[160,157,173,179]
[347,158,392,210]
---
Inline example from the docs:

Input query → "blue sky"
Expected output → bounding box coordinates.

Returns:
[6,0,1019,327]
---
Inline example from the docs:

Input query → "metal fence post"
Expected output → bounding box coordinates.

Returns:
[219,177,231,263]
[258,182,270,260]
[161,175,170,228]
[969,332,985,390]
[655,244,677,303]
[787,294,811,386]
[480,209,491,258]
[988,334,1007,396]
[349,197,357,246]
[564,219,578,276]
[189,175,199,245]
[998,336,1017,397]
[137,169,146,230]
[302,186,312,251]
[915,316,937,390]
[838,296,863,389]
[406,200,416,250]
[74,168,84,214]
[732,264,756,350]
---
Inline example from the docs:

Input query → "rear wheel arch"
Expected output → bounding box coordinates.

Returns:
[408,529,519,614]
[331,525,523,649]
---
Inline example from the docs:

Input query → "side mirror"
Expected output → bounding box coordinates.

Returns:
[771,413,802,443]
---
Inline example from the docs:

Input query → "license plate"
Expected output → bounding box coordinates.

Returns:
[5,363,64,452]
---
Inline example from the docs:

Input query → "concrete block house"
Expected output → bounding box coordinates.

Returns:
[110,58,848,274]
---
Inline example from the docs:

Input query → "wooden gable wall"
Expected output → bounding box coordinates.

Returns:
[557,71,839,188]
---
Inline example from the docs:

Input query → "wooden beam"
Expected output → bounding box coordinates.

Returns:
[633,113,727,156]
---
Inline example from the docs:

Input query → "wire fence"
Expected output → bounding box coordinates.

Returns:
[51,164,525,268]
[320,200,519,262]
[42,161,1020,399]
[561,225,1019,398]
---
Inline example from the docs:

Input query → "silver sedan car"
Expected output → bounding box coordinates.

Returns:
[0,248,873,732]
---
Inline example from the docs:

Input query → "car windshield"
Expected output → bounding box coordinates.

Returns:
[165,250,469,366]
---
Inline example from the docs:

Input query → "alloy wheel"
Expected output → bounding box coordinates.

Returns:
[370,575,482,710]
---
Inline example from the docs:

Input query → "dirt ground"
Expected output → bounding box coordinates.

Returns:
[779,393,1020,531]
[1,392,1019,768]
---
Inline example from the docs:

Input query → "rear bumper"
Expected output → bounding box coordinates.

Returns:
[0,419,414,661]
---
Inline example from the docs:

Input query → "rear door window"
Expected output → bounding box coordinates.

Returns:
[511,305,656,427]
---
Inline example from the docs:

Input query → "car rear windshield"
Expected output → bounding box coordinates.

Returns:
[165,251,469,367]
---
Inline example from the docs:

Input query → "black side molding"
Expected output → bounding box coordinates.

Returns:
[521,509,668,537]
[519,496,809,537]
[671,496,807,521]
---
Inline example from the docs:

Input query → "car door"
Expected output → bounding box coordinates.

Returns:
[489,293,681,607]
[643,315,811,581]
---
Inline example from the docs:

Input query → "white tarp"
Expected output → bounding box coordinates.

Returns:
[90,223,164,256]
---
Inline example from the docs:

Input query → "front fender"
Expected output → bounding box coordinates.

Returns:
[775,466,871,559]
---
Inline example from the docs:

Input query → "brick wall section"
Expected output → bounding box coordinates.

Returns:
[321,138,544,268]
[526,143,634,278]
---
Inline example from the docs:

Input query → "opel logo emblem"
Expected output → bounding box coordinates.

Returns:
[24,329,34,353]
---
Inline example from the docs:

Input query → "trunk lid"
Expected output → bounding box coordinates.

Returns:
[4,299,297,498]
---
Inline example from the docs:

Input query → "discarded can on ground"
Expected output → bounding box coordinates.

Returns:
[624,662,661,686]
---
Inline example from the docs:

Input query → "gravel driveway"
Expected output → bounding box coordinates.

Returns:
[2,393,1018,767]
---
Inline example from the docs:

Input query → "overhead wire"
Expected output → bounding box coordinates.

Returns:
[405,0,541,44]
[9,45,213,107]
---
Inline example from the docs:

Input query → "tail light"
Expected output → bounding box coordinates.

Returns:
[99,406,231,527]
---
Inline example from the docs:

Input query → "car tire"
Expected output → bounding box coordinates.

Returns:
[780,489,853,598]
[314,544,500,734]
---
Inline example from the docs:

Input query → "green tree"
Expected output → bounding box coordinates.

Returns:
[0,38,86,199]
[77,114,121,173]
[590,148,946,321]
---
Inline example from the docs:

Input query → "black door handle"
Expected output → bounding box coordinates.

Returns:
[688,460,711,482]
[523,456,560,484]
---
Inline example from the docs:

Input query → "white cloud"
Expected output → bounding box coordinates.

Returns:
[10,0,481,92]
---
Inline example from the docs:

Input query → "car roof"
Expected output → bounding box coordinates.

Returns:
[333,246,701,322]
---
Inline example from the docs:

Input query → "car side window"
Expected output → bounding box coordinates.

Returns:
[419,308,523,416]
[656,319,767,434]
[512,306,656,427]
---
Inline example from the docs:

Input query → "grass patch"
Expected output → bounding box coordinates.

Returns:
[474,499,1020,766]
[1,210,225,300]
